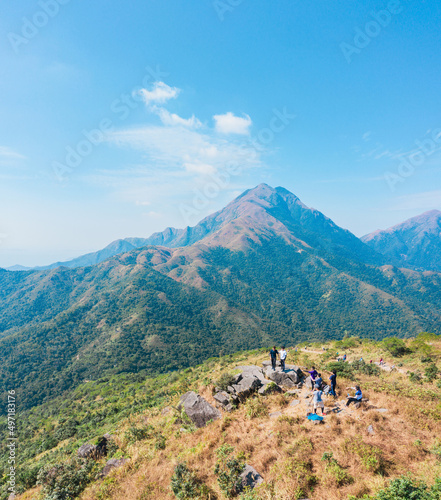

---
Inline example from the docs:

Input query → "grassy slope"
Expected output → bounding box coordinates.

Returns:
[5,333,441,500]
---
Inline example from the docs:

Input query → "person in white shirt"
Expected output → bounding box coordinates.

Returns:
[280,346,287,370]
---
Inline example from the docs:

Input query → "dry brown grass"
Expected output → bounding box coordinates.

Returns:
[53,340,441,499]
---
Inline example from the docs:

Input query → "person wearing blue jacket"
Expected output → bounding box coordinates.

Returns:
[346,385,363,406]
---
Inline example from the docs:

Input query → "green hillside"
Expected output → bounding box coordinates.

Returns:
[3,333,441,500]
[2,235,441,414]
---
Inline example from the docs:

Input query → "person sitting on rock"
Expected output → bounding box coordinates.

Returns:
[308,366,318,390]
[270,346,278,370]
[313,386,326,415]
[346,385,363,407]
[280,346,287,370]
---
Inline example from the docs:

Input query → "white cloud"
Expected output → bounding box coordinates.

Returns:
[184,162,217,175]
[157,108,202,129]
[108,125,260,173]
[213,112,252,135]
[138,81,180,105]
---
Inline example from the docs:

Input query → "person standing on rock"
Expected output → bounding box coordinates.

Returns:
[280,346,287,370]
[270,346,278,370]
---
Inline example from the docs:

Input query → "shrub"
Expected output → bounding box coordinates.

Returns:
[409,372,423,384]
[321,452,354,487]
[124,425,154,443]
[352,359,381,377]
[244,398,268,419]
[381,338,410,357]
[343,437,384,474]
[326,361,354,379]
[425,363,439,382]
[215,372,237,391]
[214,445,245,498]
[37,459,97,500]
[375,475,431,500]
[16,464,41,491]
[155,433,166,450]
[171,463,209,499]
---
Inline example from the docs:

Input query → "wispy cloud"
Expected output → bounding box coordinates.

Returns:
[0,146,26,165]
[392,190,441,211]
[157,108,202,129]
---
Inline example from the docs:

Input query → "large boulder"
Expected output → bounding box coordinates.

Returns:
[77,436,108,459]
[264,366,300,387]
[178,392,222,428]
[78,443,98,459]
[238,464,264,491]
[98,458,128,478]
[231,376,262,400]
[262,361,303,377]
[236,365,266,382]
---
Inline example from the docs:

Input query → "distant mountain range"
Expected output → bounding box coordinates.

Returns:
[362,210,441,272]
[2,184,441,412]
[6,186,440,275]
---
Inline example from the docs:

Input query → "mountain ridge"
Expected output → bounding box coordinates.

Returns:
[362,209,441,272]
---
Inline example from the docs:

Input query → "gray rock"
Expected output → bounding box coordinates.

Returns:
[264,366,300,387]
[376,408,388,413]
[238,464,263,491]
[236,365,266,381]
[367,425,375,435]
[258,382,282,395]
[161,407,171,416]
[178,392,222,428]
[227,386,236,394]
[286,389,301,396]
[290,400,300,407]
[231,376,262,400]
[213,391,230,406]
[269,411,282,418]
[77,443,98,459]
[99,458,128,478]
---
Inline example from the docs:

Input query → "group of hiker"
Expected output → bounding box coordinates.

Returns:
[269,346,363,416]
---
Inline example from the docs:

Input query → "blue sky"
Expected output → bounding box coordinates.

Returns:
[1,0,440,267]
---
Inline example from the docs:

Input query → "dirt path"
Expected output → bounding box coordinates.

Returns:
[299,348,407,375]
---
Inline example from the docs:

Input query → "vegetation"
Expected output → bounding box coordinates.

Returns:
[2,235,441,415]
[2,334,441,499]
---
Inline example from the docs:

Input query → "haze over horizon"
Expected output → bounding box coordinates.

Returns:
[2,1,441,267]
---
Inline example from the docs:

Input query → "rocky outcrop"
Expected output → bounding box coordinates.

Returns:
[77,437,107,459]
[178,391,222,428]
[214,391,234,412]
[264,366,301,387]
[99,458,128,478]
